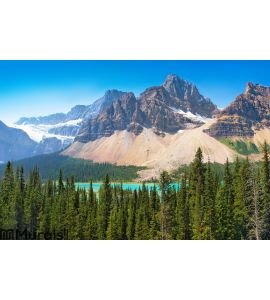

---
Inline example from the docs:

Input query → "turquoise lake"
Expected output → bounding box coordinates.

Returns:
[76,182,180,193]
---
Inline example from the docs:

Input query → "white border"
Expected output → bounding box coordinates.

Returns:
[1,241,270,300]
[0,0,269,60]
[1,0,270,299]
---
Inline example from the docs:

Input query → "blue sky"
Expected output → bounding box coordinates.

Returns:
[0,60,270,124]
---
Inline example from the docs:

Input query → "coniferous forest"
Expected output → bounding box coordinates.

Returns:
[1,143,270,240]
[0,153,144,182]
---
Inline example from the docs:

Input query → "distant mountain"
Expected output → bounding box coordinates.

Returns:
[75,74,217,143]
[206,82,270,137]
[0,121,69,162]
[0,120,38,162]
[16,105,88,126]
[16,113,68,126]
[16,90,128,126]
[14,89,129,142]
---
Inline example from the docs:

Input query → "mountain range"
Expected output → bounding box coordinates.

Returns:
[0,121,66,162]
[75,74,217,143]
[1,74,270,179]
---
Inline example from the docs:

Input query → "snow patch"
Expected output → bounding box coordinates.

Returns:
[169,107,212,123]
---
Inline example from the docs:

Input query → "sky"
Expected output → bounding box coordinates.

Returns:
[0,60,270,124]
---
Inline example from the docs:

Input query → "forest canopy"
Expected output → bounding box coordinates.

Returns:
[1,143,270,240]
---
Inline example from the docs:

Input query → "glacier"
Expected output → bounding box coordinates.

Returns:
[10,118,83,143]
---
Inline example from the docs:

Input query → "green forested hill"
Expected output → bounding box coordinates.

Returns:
[0,153,144,182]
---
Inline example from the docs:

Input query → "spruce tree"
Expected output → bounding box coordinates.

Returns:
[261,141,270,239]
[126,190,137,240]
[189,148,205,239]
[97,175,112,239]
[159,171,172,240]
[202,160,216,239]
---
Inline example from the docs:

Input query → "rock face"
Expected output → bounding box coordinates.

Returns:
[75,74,217,143]
[82,89,127,120]
[162,74,217,117]
[205,115,254,137]
[207,82,270,137]
[76,92,138,142]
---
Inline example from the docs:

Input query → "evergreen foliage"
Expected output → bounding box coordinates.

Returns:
[0,153,144,182]
[0,145,270,240]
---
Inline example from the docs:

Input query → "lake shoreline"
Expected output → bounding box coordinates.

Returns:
[76,182,180,192]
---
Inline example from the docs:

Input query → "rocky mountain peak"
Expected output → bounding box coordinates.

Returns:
[75,74,218,143]
[162,74,192,99]
[161,74,217,117]
[245,82,255,94]
[207,82,270,138]
[245,82,270,97]
[104,89,126,101]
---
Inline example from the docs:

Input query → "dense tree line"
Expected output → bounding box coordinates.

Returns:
[0,153,144,182]
[1,143,270,240]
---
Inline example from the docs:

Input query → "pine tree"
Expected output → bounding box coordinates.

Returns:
[0,162,16,231]
[15,167,25,235]
[249,167,263,239]
[202,160,216,239]
[106,204,120,240]
[38,178,53,238]
[215,159,234,239]
[126,190,137,240]
[189,148,205,239]
[97,175,112,239]
[149,186,161,240]
[261,141,270,239]
[232,158,249,239]
[176,173,190,239]
[84,180,97,239]
[159,171,172,239]
[24,167,42,237]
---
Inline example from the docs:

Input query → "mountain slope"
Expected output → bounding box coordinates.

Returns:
[0,120,38,162]
[64,120,239,180]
